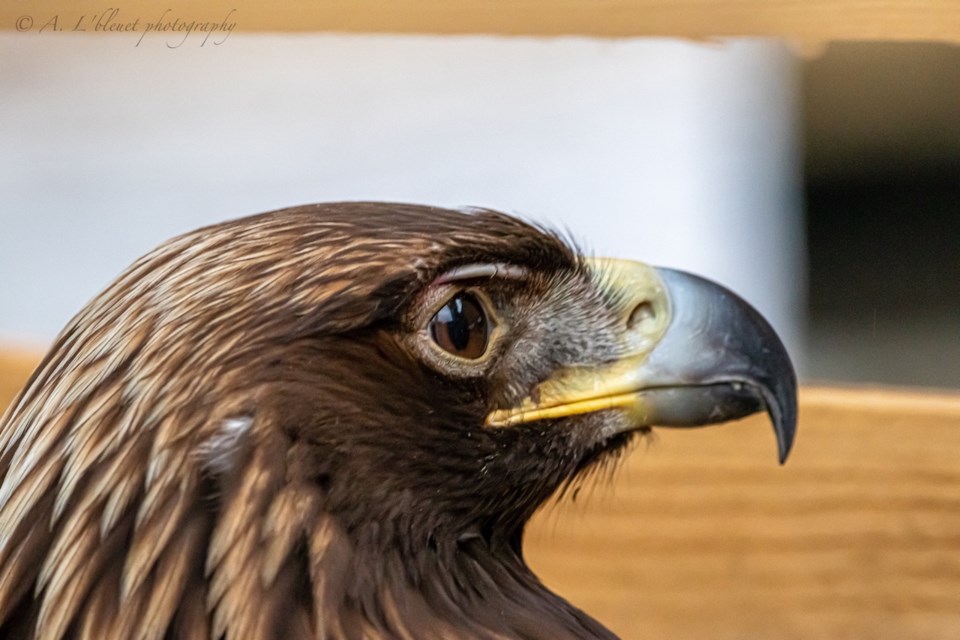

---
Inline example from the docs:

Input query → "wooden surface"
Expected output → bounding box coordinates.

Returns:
[527,386,960,639]
[0,349,38,412]
[2,351,960,637]
[2,1,960,42]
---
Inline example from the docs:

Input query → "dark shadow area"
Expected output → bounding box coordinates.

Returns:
[804,43,960,388]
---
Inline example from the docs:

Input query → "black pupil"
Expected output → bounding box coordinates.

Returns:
[430,294,487,358]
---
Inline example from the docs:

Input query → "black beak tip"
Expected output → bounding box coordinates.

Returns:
[776,413,796,464]
[768,378,798,465]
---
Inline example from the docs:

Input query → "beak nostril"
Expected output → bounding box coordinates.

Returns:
[627,300,656,331]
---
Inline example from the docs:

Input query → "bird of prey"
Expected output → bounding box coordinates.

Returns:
[0,203,796,640]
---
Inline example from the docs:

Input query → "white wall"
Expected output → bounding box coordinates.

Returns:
[0,34,804,367]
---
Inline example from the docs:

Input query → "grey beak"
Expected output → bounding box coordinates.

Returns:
[642,268,798,463]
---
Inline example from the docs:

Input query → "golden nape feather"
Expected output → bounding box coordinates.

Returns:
[0,203,796,639]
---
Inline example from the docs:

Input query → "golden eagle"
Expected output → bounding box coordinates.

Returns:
[0,203,795,639]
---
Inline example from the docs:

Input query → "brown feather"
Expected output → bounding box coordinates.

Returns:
[0,203,620,639]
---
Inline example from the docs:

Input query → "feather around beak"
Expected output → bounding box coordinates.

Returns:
[485,258,798,463]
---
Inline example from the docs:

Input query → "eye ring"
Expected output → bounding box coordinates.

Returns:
[428,292,490,360]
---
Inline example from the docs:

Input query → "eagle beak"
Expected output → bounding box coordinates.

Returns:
[485,260,798,463]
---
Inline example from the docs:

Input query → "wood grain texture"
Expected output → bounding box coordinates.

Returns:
[527,386,960,639]
[2,350,959,637]
[1,1,959,42]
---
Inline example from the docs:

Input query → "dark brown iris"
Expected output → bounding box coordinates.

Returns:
[429,293,489,359]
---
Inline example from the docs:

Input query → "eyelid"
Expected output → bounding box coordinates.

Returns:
[433,263,529,285]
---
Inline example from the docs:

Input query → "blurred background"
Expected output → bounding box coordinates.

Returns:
[0,34,957,388]
[804,43,960,388]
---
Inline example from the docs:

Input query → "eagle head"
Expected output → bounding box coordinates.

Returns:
[0,203,795,639]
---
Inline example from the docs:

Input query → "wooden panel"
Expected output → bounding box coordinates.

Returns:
[2,351,960,637]
[1,1,959,42]
[0,349,37,413]
[527,386,960,638]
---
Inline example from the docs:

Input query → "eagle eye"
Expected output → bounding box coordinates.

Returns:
[429,292,489,359]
